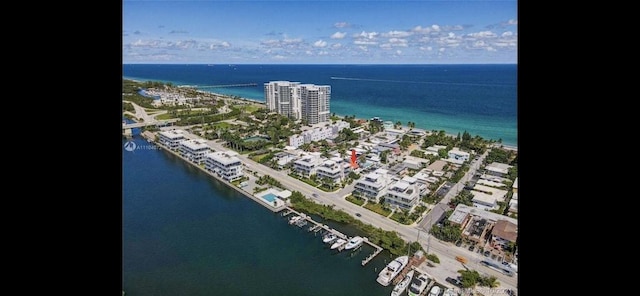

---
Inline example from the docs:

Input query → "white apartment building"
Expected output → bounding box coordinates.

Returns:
[448,147,470,164]
[287,121,350,148]
[299,84,330,124]
[385,177,421,211]
[264,81,301,120]
[264,81,330,124]
[315,157,351,183]
[179,139,211,164]
[470,184,508,211]
[292,152,323,178]
[353,168,390,202]
[158,129,186,150]
[485,162,513,178]
[289,134,305,148]
[205,151,244,182]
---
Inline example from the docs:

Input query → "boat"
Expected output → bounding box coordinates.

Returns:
[407,273,430,296]
[391,269,414,296]
[344,236,364,250]
[376,255,409,286]
[288,215,301,224]
[322,233,337,243]
[428,285,441,296]
[442,288,458,296]
[330,238,347,250]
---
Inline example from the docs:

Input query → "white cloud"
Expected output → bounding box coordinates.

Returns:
[387,38,408,47]
[314,40,327,47]
[382,30,413,38]
[431,24,440,31]
[354,40,377,45]
[439,47,446,52]
[357,46,368,52]
[396,50,402,55]
[334,22,349,28]
[508,19,518,25]
[331,32,346,39]
[502,31,513,37]
[467,31,497,38]
[318,51,328,56]
[306,50,313,55]
[487,47,497,52]
[356,31,378,39]
[209,41,231,50]
[331,43,342,49]
[380,44,392,49]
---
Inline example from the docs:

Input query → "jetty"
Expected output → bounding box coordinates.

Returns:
[391,251,427,285]
[200,83,257,88]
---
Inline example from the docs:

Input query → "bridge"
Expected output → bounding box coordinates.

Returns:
[123,119,180,136]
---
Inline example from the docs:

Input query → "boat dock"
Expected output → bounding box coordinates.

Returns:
[391,252,428,285]
[284,206,383,265]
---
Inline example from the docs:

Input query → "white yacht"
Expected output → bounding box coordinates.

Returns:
[330,238,347,250]
[391,269,414,296]
[288,215,301,224]
[344,236,364,250]
[407,273,429,296]
[376,255,409,286]
[322,233,337,243]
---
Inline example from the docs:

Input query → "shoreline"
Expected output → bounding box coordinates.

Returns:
[124,77,516,150]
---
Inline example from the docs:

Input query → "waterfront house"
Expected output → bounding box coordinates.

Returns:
[385,176,421,211]
[353,168,390,202]
[158,129,186,151]
[205,150,244,182]
[179,139,211,164]
[447,147,470,164]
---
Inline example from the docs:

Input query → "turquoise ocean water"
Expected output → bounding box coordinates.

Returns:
[123,64,517,147]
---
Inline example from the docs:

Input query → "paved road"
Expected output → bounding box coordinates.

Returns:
[177,133,517,291]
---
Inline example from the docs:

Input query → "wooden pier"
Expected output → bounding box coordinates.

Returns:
[201,83,257,88]
[361,244,383,266]
[284,207,383,265]
[391,252,427,285]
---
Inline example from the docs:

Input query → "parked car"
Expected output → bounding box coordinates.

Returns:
[355,213,361,217]
[445,277,463,288]
[468,245,475,251]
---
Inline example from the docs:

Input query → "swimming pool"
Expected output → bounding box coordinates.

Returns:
[261,193,277,203]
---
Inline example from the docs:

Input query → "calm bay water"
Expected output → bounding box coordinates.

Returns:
[123,64,517,147]
[123,135,400,295]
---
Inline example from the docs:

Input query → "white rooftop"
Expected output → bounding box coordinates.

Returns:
[180,139,210,150]
[159,130,186,139]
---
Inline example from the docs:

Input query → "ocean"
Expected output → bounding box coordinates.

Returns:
[122,64,517,295]
[122,64,517,147]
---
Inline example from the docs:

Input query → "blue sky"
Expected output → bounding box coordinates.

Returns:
[123,0,517,64]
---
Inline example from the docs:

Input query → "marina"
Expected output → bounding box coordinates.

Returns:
[281,207,383,265]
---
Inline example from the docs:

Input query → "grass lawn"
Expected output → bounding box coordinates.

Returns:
[212,122,233,129]
[345,195,366,206]
[240,105,262,113]
[156,113,175,120]
[363,202,392,217]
